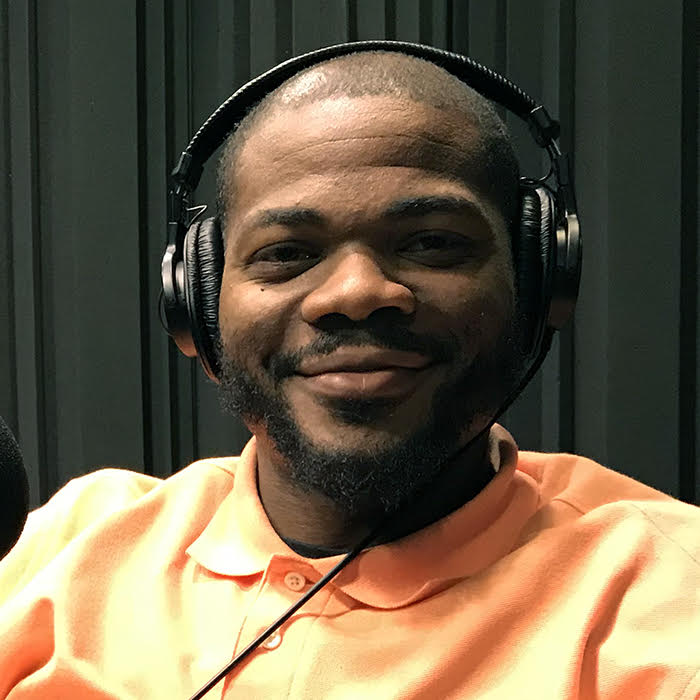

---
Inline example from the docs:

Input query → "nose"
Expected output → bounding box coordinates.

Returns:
[300,249,416,323]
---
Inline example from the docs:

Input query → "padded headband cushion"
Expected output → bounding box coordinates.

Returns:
[185,217,224,377]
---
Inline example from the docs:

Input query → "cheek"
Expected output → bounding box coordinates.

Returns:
[414,265,515,346]
[218,274,293,370]
[466,258,516,325]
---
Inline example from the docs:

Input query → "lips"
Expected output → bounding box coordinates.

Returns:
[295,348,434,400]
[297,348,432,375]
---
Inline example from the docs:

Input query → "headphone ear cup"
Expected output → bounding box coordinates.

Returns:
[184,217,224,380]
[516,185,554,358]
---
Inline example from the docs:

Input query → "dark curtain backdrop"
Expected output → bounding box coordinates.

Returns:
[1,0,697,508]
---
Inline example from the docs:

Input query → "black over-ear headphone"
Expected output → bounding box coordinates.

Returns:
[161,40,581,384]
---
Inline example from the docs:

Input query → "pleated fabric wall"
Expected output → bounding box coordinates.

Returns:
[1,0,697,507]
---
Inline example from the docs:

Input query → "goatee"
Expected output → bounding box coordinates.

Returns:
[217,313,526,516]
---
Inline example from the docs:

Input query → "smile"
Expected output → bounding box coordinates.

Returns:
[293,347,436,400]
[296,367,431,400]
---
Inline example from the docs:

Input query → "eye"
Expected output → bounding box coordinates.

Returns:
[399,231,475,266]
[247,241,320,278]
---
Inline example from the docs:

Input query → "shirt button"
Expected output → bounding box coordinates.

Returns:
[283,571,307,591]
[262,629,282,650]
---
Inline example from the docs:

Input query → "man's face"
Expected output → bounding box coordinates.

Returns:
[218,95,524,512]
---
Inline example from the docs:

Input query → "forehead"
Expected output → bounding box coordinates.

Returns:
[228,96,497,228]
[240,96,485,176]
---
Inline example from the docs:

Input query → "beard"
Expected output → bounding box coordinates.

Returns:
[217,311,527,516]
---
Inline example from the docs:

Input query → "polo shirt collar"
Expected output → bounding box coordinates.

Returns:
[187,426,539,609]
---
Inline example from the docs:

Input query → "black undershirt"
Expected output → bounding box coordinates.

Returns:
[280,537,350,559]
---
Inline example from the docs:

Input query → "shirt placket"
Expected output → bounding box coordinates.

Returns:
[221,554,332,698]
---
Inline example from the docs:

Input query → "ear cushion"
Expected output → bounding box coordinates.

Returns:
[184,216,224,379]
[516,186,553,357]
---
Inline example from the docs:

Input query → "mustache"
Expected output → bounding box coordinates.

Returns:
[267,319,459,383]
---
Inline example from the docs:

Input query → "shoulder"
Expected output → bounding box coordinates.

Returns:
[0,456,243,600]
[516,450,700,565]
[517,450,679,511]
[29,457,241,536]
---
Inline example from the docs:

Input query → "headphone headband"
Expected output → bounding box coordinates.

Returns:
[169,40,561,197]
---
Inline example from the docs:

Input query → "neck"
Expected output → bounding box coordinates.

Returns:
[255,430,494,551]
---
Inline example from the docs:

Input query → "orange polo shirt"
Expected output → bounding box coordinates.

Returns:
[0,426,698,699]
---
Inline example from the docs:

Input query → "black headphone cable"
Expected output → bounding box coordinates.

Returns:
[186,507,392,700]
[187,416,492,700]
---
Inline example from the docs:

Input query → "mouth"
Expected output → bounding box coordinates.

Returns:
[294,348,436,400]
[296,367,432,400]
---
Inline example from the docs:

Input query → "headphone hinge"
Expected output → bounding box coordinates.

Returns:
[527,105,560,147]
[172,151,204,192]
[167,187,190,238]
[552,153,577,216]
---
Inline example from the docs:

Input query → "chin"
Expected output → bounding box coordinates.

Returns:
[304,423,407,455]
[295,397,425,444]
[274,409,465,515]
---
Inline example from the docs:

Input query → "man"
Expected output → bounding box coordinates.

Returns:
[1,51,698,699]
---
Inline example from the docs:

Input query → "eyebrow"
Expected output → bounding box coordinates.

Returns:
[248,207,327,230]
[381,195,485,220]
[245,195,486,233]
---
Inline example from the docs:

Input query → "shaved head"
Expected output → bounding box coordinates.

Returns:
[216,51,519,238]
